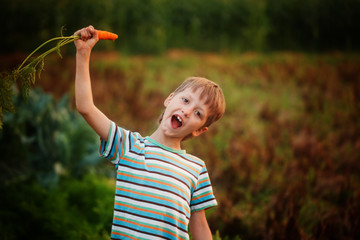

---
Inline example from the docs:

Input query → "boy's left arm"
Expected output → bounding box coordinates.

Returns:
[189,210,213,240]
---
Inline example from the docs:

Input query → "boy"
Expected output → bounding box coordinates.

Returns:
[74,26,225,240]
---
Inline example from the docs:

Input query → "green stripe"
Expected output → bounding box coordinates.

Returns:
[111,229,149,240]
[120,154,145,164]
[146,137,186,154]
[194,190,213,199]
[114,214,187,240]
[114,199,187,222]
[144,162,196,187]
[191,201,217,212]
[116,186,186,207]
[145,148,202,167]
[145,149,196,169]
[117,170,190,198]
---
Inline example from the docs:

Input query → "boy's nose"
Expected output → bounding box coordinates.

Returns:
[182,107,192,118]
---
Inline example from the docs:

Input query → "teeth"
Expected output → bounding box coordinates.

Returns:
[176,116,182,123]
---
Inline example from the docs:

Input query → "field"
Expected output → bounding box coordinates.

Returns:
[1,50,360,239]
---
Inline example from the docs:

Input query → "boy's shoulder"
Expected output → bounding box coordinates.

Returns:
[182,151,204,163]
[178,151,207,171]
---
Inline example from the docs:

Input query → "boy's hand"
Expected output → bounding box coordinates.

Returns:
[74,25,99,53]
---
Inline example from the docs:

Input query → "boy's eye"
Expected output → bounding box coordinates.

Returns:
[183,98,189,103]
[195,110,201,117]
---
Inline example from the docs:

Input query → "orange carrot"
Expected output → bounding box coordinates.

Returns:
[97,30,118,40]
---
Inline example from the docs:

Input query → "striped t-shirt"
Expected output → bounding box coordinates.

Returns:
[99,121,217,240]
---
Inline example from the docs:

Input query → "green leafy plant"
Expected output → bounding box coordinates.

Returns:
[0,30,79,129]
[0,174,114,240]
[0,88,105,187]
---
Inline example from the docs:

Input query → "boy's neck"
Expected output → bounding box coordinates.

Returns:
[150,128,182,150]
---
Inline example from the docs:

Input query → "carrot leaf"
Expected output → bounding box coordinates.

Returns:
[0,32,78,129]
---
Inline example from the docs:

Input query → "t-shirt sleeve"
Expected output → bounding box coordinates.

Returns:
[98,121,143,167]
[98,121,123,166]
[190,165,217,212]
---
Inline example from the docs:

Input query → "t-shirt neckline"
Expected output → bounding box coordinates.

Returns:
[145,136,186,154]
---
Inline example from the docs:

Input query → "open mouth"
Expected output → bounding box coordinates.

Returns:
[171,115,183,129]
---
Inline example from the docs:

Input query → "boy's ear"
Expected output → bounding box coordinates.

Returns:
[164,93,174,107]
[192,127,208,137]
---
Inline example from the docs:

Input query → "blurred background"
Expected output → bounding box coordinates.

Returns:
[1,0,360,239]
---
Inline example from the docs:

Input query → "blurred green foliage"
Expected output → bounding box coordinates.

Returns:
[0,88,115,239]
[0,0,359,54]
[0,175,114,240]
[0,88,106,186]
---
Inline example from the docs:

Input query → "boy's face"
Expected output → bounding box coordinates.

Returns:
[160,87,209,140]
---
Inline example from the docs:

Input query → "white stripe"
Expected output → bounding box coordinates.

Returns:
[124,132,146,159]
[115,195,190,221]
[112,225,170,240]
[114,211,188,238]
[146,146,203,172]
[117,181,188,206]
[118,165,191,195]
[103,121,116,157]
[146,159,198,183]
[198,171,210,180]
[193,186,213,196]
[191,199,217,211]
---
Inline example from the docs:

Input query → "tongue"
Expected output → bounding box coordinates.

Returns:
[171,116,182,129]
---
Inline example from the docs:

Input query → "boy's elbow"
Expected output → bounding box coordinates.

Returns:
[76,102,92,116]
[77,107,88,117]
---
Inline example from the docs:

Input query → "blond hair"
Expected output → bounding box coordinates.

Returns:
[159,77,226,128]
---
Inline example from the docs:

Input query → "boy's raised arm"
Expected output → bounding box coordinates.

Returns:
[74,26,111,141]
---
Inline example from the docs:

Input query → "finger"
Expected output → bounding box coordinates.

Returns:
[88,25,98,39]
[84,27,91,38]
[74,28,87,40]
[73,29,82,38]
